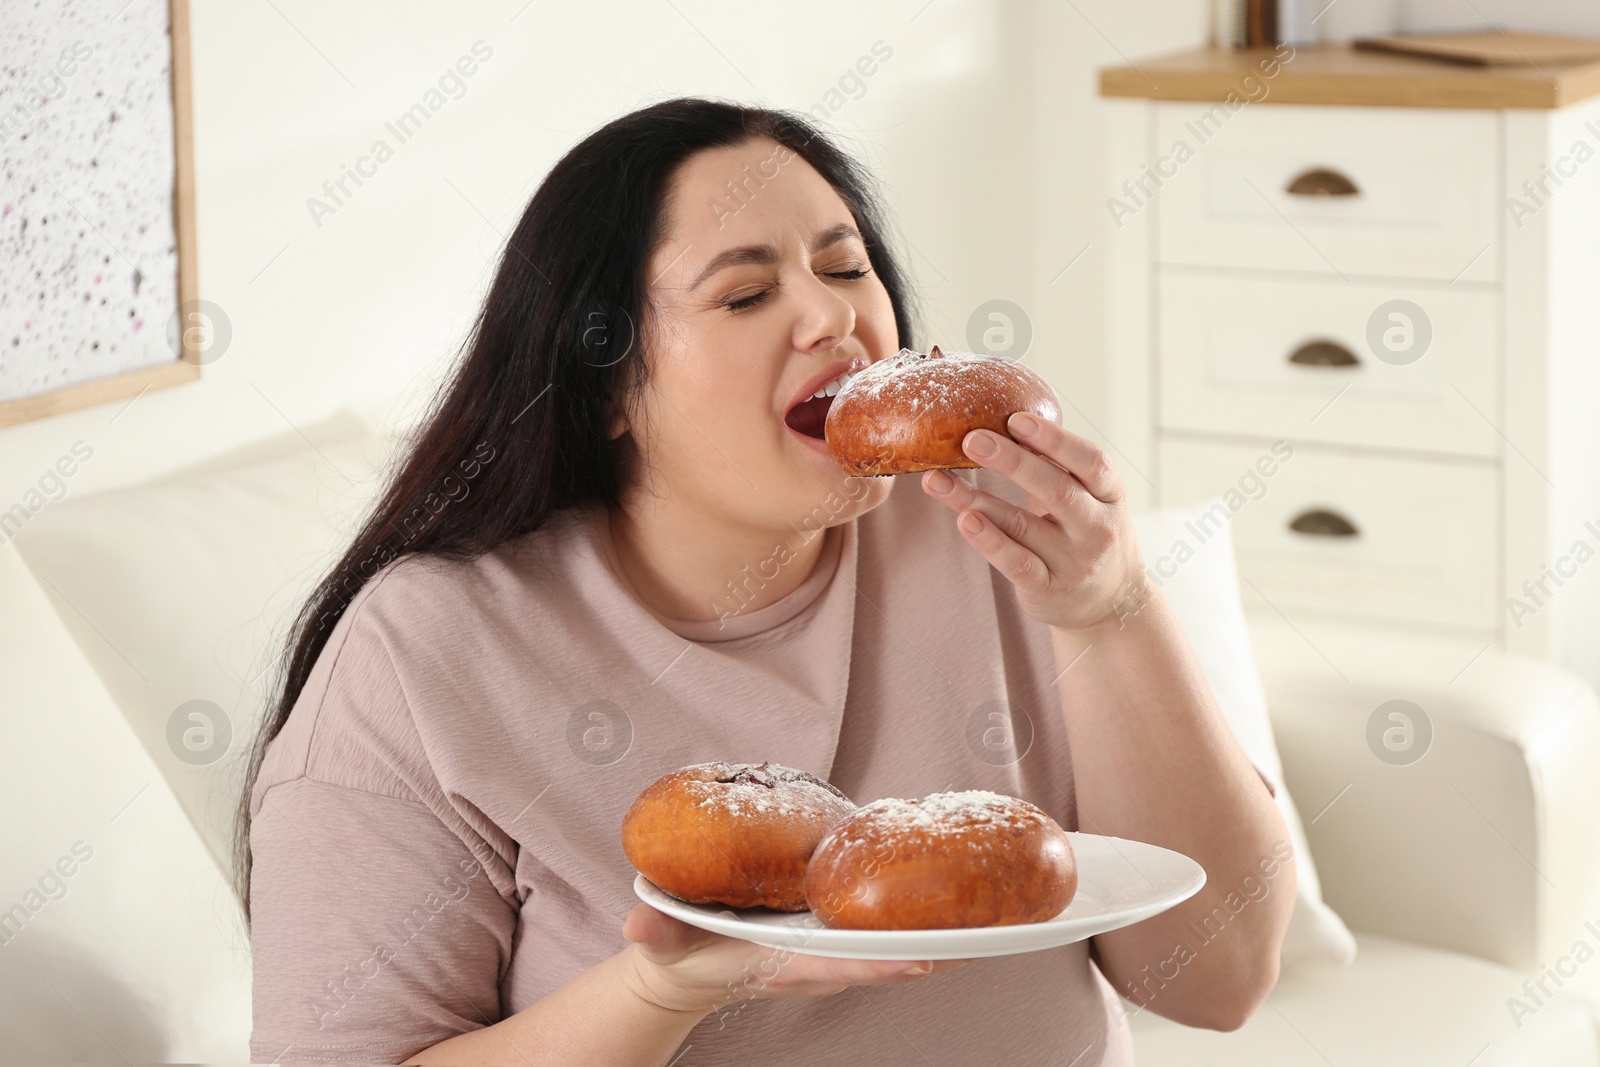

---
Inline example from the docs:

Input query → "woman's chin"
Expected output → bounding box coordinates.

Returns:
[807,468,892,525]
[767,425,893,520]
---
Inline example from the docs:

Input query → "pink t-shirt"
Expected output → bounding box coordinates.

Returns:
[248,467,1142,1065]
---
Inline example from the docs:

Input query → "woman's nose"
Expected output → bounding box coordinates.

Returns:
[793,274,855,353]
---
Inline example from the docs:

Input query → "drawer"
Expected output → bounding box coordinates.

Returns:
[1158,271,1500,457]
[1154,104,1499,283]
[1157,437,1499,630]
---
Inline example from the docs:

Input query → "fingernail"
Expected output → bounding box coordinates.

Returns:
[959,512,983,535]
[966,432,997,458]
[1010,412,1038,437]
[925,469,954,494]
[903,962,932,975]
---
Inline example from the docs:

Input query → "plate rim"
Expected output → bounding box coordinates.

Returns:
[629,830,1206,960]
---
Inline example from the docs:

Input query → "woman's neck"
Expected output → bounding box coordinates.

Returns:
[606,501,830,623]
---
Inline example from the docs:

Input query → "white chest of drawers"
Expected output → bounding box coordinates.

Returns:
[1100,47,1600,692]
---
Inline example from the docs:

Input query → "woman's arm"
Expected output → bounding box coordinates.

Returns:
[405,945,704,1067]
[1051,579,1294,1031]
[918,411,1294,1031]
[407,904,973,1066]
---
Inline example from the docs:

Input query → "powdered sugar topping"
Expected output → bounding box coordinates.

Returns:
[682,760,852,819]
[830,345,1035,414]
[817,789,1048,853]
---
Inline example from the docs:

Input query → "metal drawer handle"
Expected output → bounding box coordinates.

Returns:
[1286,168,1360,197]
[1288,340,1360,367]
[1289,508,1359,537]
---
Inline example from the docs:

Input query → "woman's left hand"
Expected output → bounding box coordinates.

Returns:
[921,411,1148,634]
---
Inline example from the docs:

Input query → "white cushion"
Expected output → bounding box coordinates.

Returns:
[0,541,251,1061]
[10,411,401,871]
[1132,500,1358,970]
[1245,608,1600,1004]
[1127,932,1600,1065]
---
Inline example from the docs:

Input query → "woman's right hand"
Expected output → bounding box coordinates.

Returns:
[620,903,976,1016]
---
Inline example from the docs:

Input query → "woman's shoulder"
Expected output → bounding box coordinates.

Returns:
[252,505,599,809]
[249,568,425,815]
[349,502,599,623]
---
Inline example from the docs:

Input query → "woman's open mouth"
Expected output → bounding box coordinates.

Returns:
[784,367,860,441]
[785,394,832,439]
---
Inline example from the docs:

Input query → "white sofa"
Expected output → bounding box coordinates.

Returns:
[4,408,1599,1064]
[1131,611,1600,1064]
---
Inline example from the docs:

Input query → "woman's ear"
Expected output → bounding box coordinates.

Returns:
[604,398,629,441]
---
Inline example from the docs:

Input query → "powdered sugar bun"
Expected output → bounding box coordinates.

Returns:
[621,761,856,911]
[824,345,1062,476]
[803,789,1077,929]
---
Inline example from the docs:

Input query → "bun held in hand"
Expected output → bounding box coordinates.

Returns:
[824,345,1061,476]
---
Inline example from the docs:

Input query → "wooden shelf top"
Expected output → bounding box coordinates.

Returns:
[1099,43,1600,110]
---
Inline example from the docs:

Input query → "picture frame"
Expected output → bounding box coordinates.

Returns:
[0,0,201,429]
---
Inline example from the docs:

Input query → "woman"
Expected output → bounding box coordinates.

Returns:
[238,97,1293,1066]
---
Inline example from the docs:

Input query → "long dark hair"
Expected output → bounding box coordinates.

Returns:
[235,97,920,918]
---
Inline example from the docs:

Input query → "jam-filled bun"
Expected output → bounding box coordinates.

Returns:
[803,790,1077,929]
[825,345,1061,476]
[621,761,856,911]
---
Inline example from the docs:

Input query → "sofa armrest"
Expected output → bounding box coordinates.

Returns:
[1245,610,1600,999]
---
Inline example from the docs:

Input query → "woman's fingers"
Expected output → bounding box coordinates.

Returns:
[624,903,979,1011]
[951,414,1125,530]
[1001,412,1125,504]
[924,427,1113,541]
[921,469,1057,589]
[919,415,1128,580]
[959,426,1100,529]
[921,468,1052,539]
[952,507,1053,592]
[769,951,975,992]
[622,903,709,965]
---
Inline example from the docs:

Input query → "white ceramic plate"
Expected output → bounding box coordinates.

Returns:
[631,831,1205,961]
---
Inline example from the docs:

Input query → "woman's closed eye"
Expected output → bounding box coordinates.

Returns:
[721,267,873,312]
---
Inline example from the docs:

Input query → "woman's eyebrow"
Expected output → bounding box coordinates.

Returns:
[687,222,864,291]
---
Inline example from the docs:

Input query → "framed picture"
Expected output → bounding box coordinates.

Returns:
[0,0,201,429]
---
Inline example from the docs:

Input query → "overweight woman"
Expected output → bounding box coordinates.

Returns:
[238,97,1294,1066]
